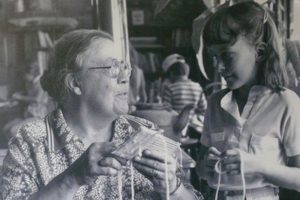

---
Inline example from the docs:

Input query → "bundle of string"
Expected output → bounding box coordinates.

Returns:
[118,171,123,200]
[117,137,178,200]
[162,135,170,200]
[117,145,141,200]
[214,150,246,200]
[118,115,183,200]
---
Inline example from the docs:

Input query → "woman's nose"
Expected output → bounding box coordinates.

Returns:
[117,66,131,84]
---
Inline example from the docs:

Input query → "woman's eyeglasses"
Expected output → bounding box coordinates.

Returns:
[83,58,132,79]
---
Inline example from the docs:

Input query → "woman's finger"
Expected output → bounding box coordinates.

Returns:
[89,142,117,159]
[97,142,118,154]
[98,157,122,170]
[142,150,175,165]
[92,166,119,176]
[133,161,167,180]
[133,156,166,171]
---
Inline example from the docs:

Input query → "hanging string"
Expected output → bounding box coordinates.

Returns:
[178,144,183,168]
[263,8,269,24]
[162,136,170,200]
[240,151,246,200]
[214,159,223,200]
[130,162,135,200]
[214,150,246,200]
[118,170,123,200]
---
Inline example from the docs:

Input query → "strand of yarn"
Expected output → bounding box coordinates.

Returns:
[118,170,123,200]
[130,162,135,200]
[239,150,246,200]
[214,159,222,200]
[214,150,246,200]
[178,144,183,168]
[162,136,170,200]
[129,144,141,200]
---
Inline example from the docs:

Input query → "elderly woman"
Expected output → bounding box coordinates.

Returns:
[1,30,203,200]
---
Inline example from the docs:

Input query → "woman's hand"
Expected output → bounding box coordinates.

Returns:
[69,142,122,185]
[133,150,178,195]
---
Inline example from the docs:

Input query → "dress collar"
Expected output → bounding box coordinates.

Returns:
[220,85,271,124]
[50,109,134,161]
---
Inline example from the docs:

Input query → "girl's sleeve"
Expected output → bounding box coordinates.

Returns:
[1,133,39,200]
[281,93,300,157]
[200,101,211,147]
[196,89,207,115]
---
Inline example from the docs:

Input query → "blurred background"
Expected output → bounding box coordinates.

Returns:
[0,1,299,198]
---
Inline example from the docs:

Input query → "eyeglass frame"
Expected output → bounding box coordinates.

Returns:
[74,58,132,79]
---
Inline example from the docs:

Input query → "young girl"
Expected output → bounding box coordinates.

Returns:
[198,1,300,200]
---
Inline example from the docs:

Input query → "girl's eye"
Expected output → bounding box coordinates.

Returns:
[221,53,233,63]
[212,56,218,68]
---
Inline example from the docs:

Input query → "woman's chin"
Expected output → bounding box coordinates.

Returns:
[113,104,129,115]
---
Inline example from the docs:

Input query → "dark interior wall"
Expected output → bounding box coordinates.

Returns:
[0,0,95,95]
[55,0,93,29]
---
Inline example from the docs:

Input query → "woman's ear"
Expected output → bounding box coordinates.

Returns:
[64,73,82,95]
[255,42,267,62]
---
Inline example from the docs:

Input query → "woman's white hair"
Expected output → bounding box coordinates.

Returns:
[41,29,113,104]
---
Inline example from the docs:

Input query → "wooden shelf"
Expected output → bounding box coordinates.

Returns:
[129,24,191,29]
[133,44,165,49]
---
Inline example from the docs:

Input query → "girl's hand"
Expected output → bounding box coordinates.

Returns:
[204,147,222,174]
[12,93,22,100]
[220,149,263,175]
[69,142,122,185]
[133,150,178,195]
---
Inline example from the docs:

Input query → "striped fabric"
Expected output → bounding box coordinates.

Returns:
[162,79,205,113]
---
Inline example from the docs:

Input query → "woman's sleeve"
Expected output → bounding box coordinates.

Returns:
[177,168,204,200]
[181,182,205,200]
[1,133,39,200]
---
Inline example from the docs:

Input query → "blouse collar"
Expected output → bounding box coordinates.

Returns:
[50,109,134,162]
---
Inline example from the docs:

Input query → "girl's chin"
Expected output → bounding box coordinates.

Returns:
[225,79,242,90]
[227,83,240,90]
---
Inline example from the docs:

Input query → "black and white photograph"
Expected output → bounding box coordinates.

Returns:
[0,0,300,199]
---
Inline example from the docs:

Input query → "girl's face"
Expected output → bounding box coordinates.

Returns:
[208,36,258,90]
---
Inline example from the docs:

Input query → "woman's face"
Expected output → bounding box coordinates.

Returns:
[208,36,258,90]
[77,39,130,118]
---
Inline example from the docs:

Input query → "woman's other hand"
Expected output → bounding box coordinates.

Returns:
[69,142,122,185]
[133,150,178,195]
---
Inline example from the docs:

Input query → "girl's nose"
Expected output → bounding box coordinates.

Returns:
[214,58,226,73]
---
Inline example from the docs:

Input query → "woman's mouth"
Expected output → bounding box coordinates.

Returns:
[116,92,128,99]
